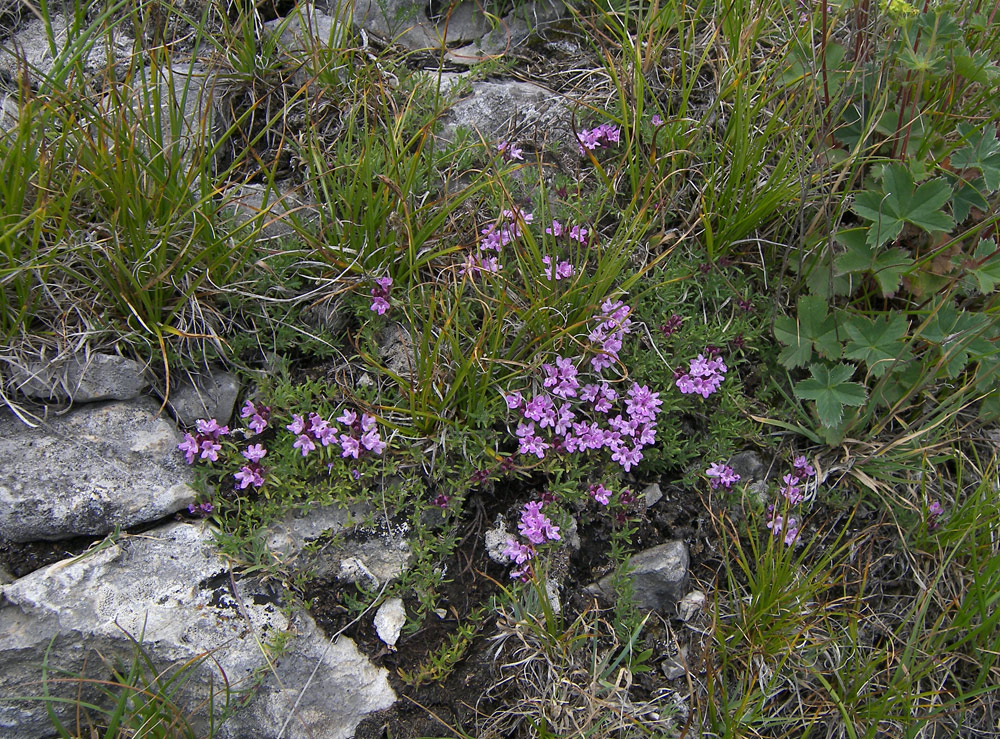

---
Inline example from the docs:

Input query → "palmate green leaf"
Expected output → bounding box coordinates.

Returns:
[834,227,914,296]
[948,173,989,223]
[966,239,1000,293]
[842,313,911,377]
[793,362,867,428]
[951,123,1000,192]
[852,163,954,248]
[773,295,842,369]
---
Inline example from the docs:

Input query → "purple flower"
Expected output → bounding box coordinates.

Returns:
[611,443,643,472]
[626,383,662,423]
[676,353,727,398]
[793,455,816,477]
[370,275,392,315]
[241,401,271,433]
[199,439,222,462]
[518,501,561,545]
[705,462,740,490]
[340,435,361,459]
[542,255,575,281]
[545,220,564,237]
[660,314,682,337]
[338,409,358,426]
[651,114,664,127]
[370,295,390,315]
[196,418,229,437]
[505,391,524,410]
[234,465,265,489]
[927,500,944,529]
[293,434,316,457]
[503,538,535,565]
[178,434,199,464]
[781,474,803,505]
[497,140,524,160]
[243,444,267,463]
[516,422,549,459]
[287,414,306,435]
[589,484,611,505]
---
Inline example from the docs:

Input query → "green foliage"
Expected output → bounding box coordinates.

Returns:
[792,362,867,428]
[774,295,843,369]
[851,163,954,248]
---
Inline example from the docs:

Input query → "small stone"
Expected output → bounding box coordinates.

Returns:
[11,352,148,402]
[374,597,406,650]
[728,450,766,483]
[661,647,688,680]
[678,590,706,622]
[167,368,239,427]
[643,483,663,508]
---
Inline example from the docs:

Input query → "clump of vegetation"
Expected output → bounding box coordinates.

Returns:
[3,0,1000,735]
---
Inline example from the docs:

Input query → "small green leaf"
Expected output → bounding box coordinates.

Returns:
[842,314,911,377]
[774,295,842,369]
[852,163,954,247]
[951,123,1000,192]
[835,227,914,296]
[948,173,989,223]
[965,238,1000,293]
[793,363,867,428]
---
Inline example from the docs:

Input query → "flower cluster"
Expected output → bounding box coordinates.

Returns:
[507,363,662,473]
[588,298,633,372]
[497,140,523,161]
[462,207,533,277]
[370,275,393,315]
[542,255,574,281]
[178,418,230,464]
[544,220,589,245]
[659,314,682,338]
[234,443,267,488]
[675,352,727,398]
[503,499,561,580]
[240,400,270,434]
[335,409,387,458]
[588,483,612,505]
[705,462,740,490]
[577,123,621,155]
[766,455,816,546]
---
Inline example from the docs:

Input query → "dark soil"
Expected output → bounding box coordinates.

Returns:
[306,475,717,739]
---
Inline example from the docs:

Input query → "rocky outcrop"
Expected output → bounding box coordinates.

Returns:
[0,521,395,739]
[9,352,148,403]
[0,397,196,542]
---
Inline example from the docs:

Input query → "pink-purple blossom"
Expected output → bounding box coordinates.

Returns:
[497,140,524,160]
[706,462,740,490]
[517,500,561,545]
[676,353,727,398]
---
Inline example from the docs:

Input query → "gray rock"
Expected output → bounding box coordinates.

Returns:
[218,612,395,739]
[10,352,148,402]
[377,322,416,379]
[437,79,575,162]
[0,522,394,739]
[0,13,133,82]
[167,368,240,427]
[351,0,489,51]
[0,397,196,541]
[220,183,319,242]
[265,504,410,587]
[590,541,689,613]
[266,3,350,54]
[265,501,371,560]
[643,482,663,508]
[729,450,766,483]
